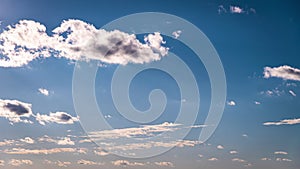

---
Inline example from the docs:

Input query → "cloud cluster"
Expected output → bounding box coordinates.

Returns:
[264,118,300,126]
[154,162,174,167]
[8,159,33,166]
[0,19,168,67]
[0,99,33,124]
[218,5,255,14]
[38,135,75,145]
[264,65,300,81]
[4,147,87,155]
[77,159,104,166]
[112,160,145,167]
[44,160,71,167]
[38,88,49,96]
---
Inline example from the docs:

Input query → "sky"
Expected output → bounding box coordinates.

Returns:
[0,0,300,168]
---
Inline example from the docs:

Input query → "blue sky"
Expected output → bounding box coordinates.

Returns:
[0,0,299,168]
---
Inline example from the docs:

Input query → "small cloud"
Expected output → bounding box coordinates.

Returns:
[94,148,110,156]
[227,100,236,106]
[288,90,296,97]
[44,160,71,167]
[217,145,224,150]
[38,88,49,96]
[276,158,292,162]
[198,154,204,158]
[0,160,4,166]
[264,118,300,126]
[172,30,182,39]
[230,6,244,13]
[77,159,104,166]
[154,161,174,167]
[8,159,33,166]
[229,150,238,154]
[20,137,35,144]
[254,101,261,105]
[112,160,145,167]
[38,135,75,145]
[261,157,272,161]
[104,114,112,119]
[232,158,246,163]
[242,134,248,137]
[218,5,227,14]
[274,151,288,155]
[36,111,79,125]
[208,157,218,161]
[263,65,300,81]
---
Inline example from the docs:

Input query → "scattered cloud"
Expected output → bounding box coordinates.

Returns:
[0,139,15,146]
[4,147,87,155]
[208,157,218,161]
[20,137,35,144]
[154,161,174,167]
[274,151,288,155]
[261,157,271,161]
[198,154,204,158]
[0,99,34,124]
[44,160,71,167]
[260,88,284,97]
[38,135,75,145]
[242,134,248,137]
[0,19,168,67]
[264,118,300,126]
[172,30,182,39]
[232,158,246,163]
[8,159,33,166]
[227,100,236,106]
[230,6,244,13]
[276,158,292,162]
[218,5,227,14]
[217,145,224,150]
[254,101,261,105]
[229,150,238,154]
[112,160,145,167]
[288,90,296,97]
[36,111,79,125]
[94,148,110,156]
[263,65,300,81]
[38,88,50,96]
[77,159,104,166]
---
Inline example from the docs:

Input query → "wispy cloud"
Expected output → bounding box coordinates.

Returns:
[8,159,33,166]
[274,151,288,155]
[232,158,247,163]
[229,150,238,154]
[44,160,71,167]
[0,19,168,67]
[172,30,182,39]
[4,147,87,155]
[154,161,174,167]
[261,157,271,161]
[288,90,297,97]
[112,160,145,167]
[264,118,300,126]
[38,88,50,96]
[208,157,218,161]
[77,159,104,166]
[263,65,300,81]
[276,158,292,162]
[20,137,35,144]
[230,6,244,13]
[38,135,75,145]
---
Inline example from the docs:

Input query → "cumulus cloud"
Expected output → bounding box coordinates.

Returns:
[4,147,87,155]
[0,19,168,67]
[208,157,218,161]
[0,99,33,124]
[44,160,71,167]
[172,30,182,39]
[230,6,244,13]
[154,162,174,167]
[0,139,15,146]
[8,159,33,166]
[264,118,300,126]
[274,151,288,155]
[77,159,104,166]
[36,111,79,125]
[112,160,145,167]
[263,65,300,81]
[20,137,35,144]
[227,100,236,106]
[217,145,224,150]
[289,90,296,97]
[38,135,75,145]
[38,88,49,96]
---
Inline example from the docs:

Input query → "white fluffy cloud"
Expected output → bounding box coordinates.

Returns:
[232,158,246,163]
[208,157,218,161]
[36,111,79,125]
[288,90,296,97]
[44,160,71,167]
[77,159,104,166]
[264,118,300,126]
[172,30,182,39]
[263,65,300,81]
[8,159,33,166]
[230,6,244,13]
[274,151,288,155]
[38,88,49,96]
[227,100,236,106]
[20,137,35,144]
[276,158,292,162]
[0,99,33,124]
[0,19,168,67]
[229,150,238,154]
[217,145,224,150]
